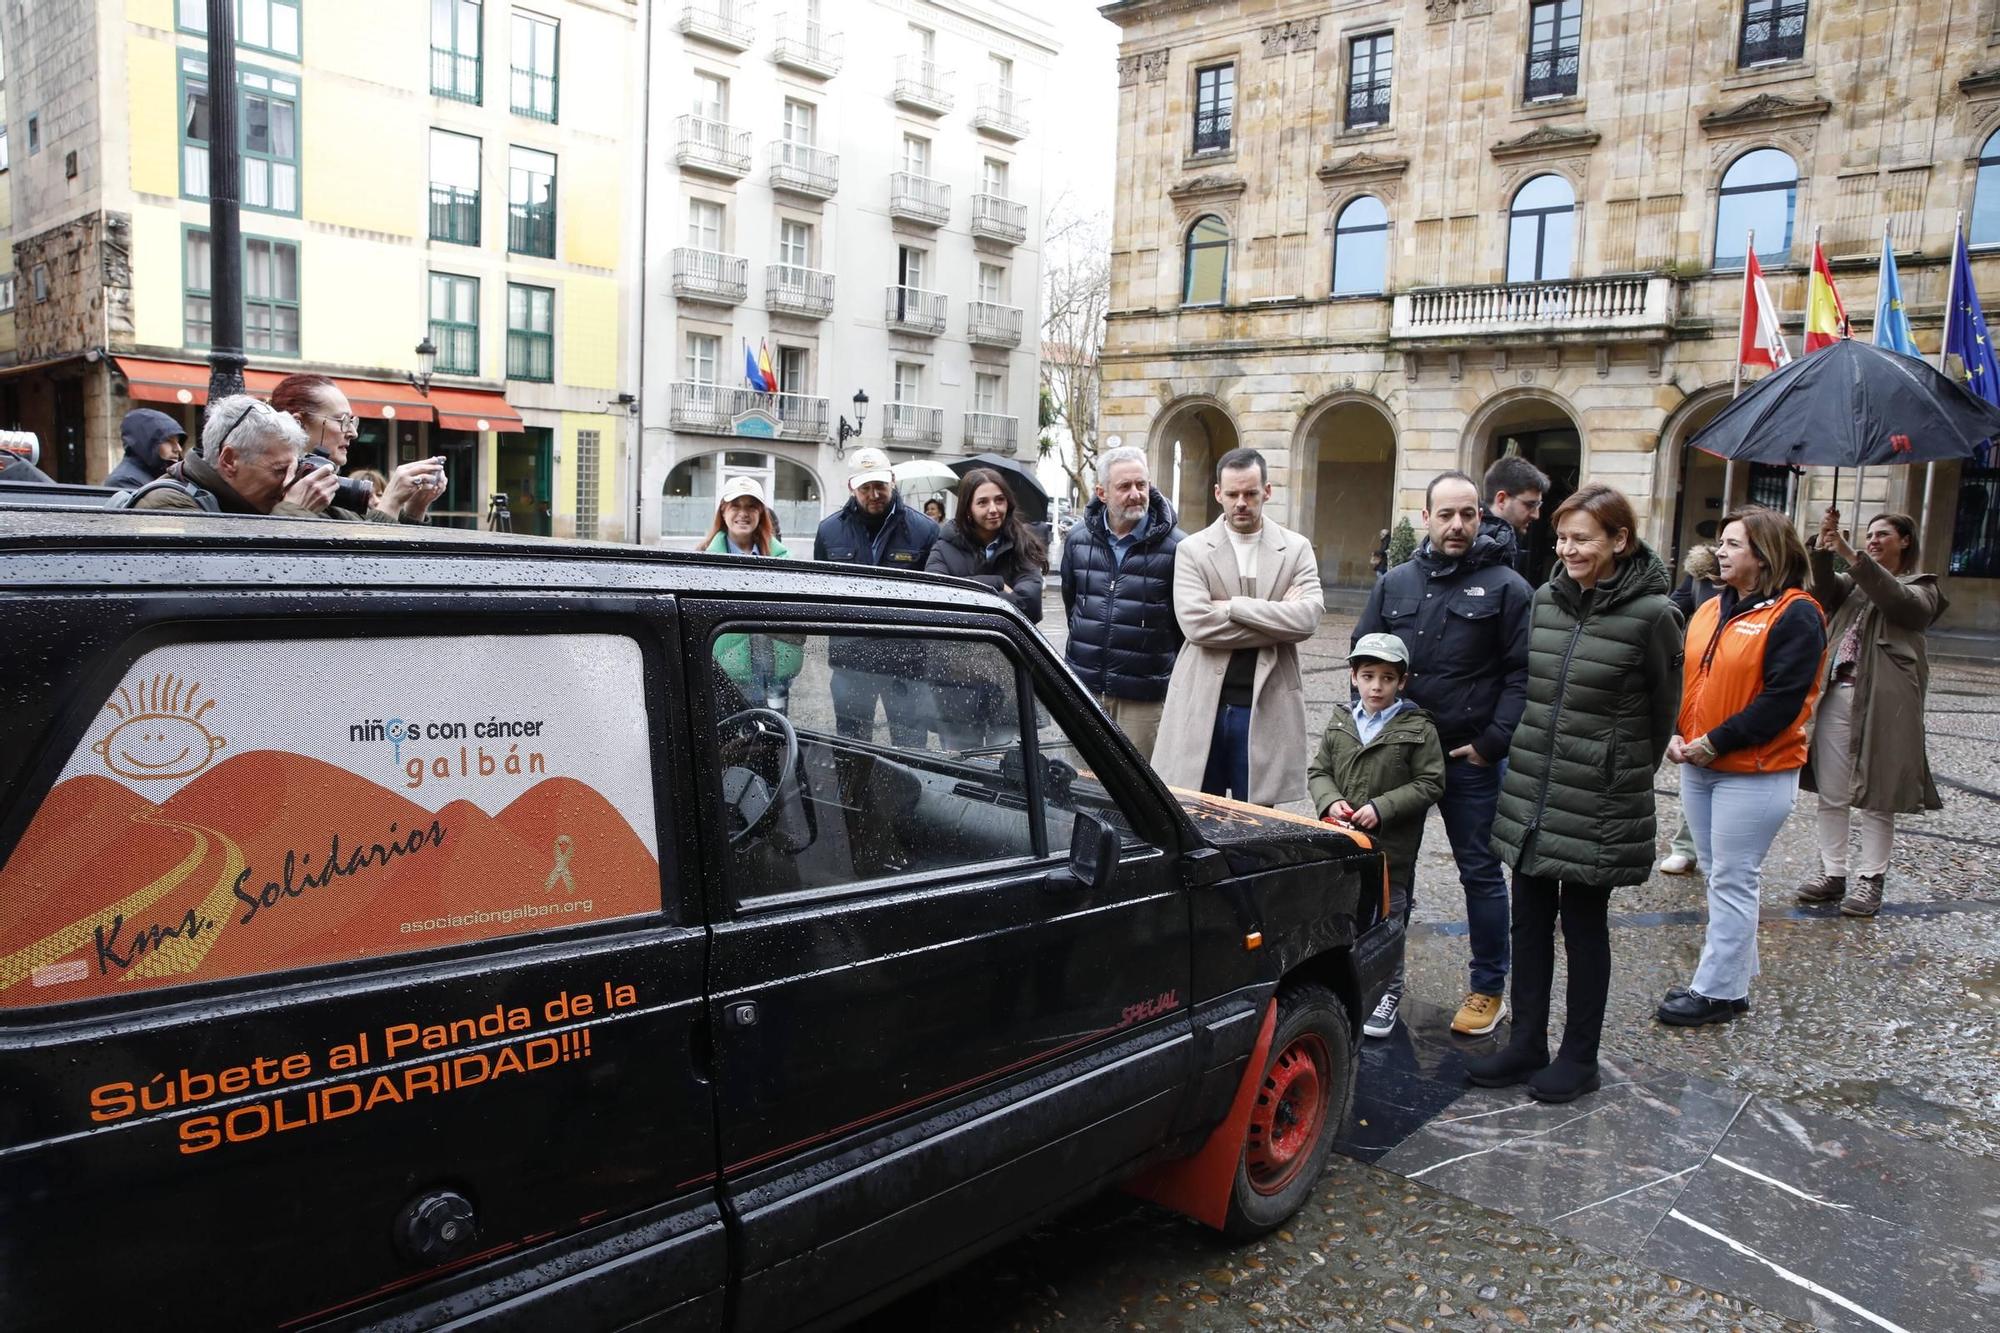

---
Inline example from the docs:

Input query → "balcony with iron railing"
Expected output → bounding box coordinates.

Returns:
[1739,1,1807,66]
[430,46,481,103]
[772,13,841,76]
[507,330,553,383]
[672,248,750,305]
[428,185,480,245]
[678,2,756,52]
[508,201,556,258]
[970,194,1027,245]
[963,412,1019,455]
[885,286,947,336]
[972,84,1028,140]
[893,55,953,115]
[883,403,944,450]
[1524,43,1580,101]
[766,263,835,318]
[670,381,748,434]
[676,114,753,178]
[1389,275,1676,342]
[769,141,839,198]
[430,321,479,376]
[773,393,831,441]
[889,172,950,227]
[966,301,1024,348]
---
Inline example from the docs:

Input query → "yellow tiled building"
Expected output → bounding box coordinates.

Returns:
[0,0,637,539]
[1101,0,2000,628]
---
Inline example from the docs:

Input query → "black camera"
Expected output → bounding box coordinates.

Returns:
[298,452,375,513]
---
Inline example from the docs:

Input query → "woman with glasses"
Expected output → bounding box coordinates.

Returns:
[268,375,446,523]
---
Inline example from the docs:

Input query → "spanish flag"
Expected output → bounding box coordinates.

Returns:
[1804,242,1849,352]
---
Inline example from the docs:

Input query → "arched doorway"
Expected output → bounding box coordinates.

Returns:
[1470,392,1583,585]
[1150,397,1238,528]
[1663,390,1733,570]
[662,449,823,545]
[1297,396,1396,588]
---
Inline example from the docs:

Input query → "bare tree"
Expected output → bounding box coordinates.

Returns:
[1039,195,1110,506]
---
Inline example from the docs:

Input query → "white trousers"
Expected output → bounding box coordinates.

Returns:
[1813,683,1895,879]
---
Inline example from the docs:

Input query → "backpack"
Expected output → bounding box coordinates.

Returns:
[104,474,221,512]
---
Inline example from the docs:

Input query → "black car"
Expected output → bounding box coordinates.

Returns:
[0,507,1398,1331]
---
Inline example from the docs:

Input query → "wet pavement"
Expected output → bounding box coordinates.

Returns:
[912,601,2000,1331]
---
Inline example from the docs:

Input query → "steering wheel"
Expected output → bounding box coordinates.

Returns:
[718,707,801,847]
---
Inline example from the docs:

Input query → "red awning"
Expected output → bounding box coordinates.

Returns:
[427,385,525,434]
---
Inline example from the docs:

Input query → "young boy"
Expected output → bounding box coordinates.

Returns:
[1308,632,1446,1039]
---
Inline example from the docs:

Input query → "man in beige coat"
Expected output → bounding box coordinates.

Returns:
[1155,447,1323,807]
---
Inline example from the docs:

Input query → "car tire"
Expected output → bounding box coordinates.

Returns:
[1221,982,1355,1238]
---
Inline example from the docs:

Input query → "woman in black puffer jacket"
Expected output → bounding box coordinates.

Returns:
[925,469,1045,750]
[1475,483,1683,1104]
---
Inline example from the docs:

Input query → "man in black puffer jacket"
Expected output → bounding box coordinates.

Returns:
[1059,447,1184,759]
[1355,470,1532,1038]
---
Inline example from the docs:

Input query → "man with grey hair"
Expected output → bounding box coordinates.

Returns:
[1060,445,1185,758]
[131,395,334,517]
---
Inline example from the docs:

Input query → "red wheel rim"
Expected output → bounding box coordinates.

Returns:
[1244,1033,1331,1196]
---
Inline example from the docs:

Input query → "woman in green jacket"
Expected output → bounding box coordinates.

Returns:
[1475,483,1683,1103]
[704,476,803,709]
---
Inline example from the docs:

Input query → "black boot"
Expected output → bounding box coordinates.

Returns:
[1527,1058,1602,1103]
[1548,885,1612,1090]
[1466,875,1557,1087]
[1465,1042,1550,1088]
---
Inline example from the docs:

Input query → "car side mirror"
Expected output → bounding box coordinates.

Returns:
[1068,812,1119,892]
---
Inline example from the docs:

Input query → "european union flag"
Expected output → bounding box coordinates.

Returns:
[1873,233,1922,357]
[1944,228,2000,410]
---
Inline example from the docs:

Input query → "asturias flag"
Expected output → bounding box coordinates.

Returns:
[1944,224,2000,410]
[1738,248,1793,370]
[1804,242,1850,352]
[1873,232,1922,358]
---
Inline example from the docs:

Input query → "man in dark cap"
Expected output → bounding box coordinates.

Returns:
[105,408,189,491]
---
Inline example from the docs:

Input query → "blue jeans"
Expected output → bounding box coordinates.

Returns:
[1434,756,1511,995]
[1681,764,1799,1001]
[1200,705,1251,801]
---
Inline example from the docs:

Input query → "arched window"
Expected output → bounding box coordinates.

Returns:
[1332,196,1389,296]
[1182,214,1230,306]
[1506,174,1575,283]
[1974,129,2000,248]
[1714,148,1798,268]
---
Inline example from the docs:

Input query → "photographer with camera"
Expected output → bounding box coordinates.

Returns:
[129,396,332,516]
[268,374,445,523]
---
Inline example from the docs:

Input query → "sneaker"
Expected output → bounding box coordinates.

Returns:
[1658,853,1695,875]
[1841,874,1885,917]
[1796,873,1847,904]
[1451,991,1507,1036]
[1363,992,1400,1039]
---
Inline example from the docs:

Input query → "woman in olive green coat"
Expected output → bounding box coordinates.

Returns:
[1475,484,1683,1104]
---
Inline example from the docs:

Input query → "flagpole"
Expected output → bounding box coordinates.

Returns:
[1726,228,1751,510]
[1921,214,1964,574]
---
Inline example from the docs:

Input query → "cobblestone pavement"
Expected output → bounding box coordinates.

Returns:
[904,597,2000,1331]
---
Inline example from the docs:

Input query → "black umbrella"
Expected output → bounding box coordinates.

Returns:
[1690,337,2000,468]
[947,453,1049,524]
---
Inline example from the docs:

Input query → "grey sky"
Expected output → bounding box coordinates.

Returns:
[1039,2,1120,224]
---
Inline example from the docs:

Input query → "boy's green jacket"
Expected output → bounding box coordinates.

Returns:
[1306,703,1446,874]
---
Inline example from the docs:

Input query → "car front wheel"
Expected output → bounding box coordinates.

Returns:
[1223,982,1354,1237]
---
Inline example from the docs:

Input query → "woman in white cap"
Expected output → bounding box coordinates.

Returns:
[704,475,801,708]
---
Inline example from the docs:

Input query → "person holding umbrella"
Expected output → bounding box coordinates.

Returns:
[1796,509,1946,917]
[1659,507,1826,1026]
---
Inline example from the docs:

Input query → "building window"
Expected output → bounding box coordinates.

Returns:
[1525,1,1582,101]
[1506,174,1575,283]
[0,128,10,172]
[433,0,484,104]
[32,265,49,303]
[180,59,297,214]
[184,229,214,346]
[1950,466,2000,578]
[901,133,929,177]
[1182,214,1230,306]
[245,237,301,355]
[180,57,209,192]
[1739,0,1807,68]
[0,275,13,313]
[977,261,1006,304]
[689,198,724,250]
[27,115,40,155]
[1332,195,1389,295]
[177,0,302,60]
[685,332,720,384]
[783,98,816,147]
[1973,130,2000,248]
[778,218,812,268]
[429,129,482,245]
[429,272,480,375]
[1193,64,1233,154]
[894,361,923,403]
[1713,148,1797,268]
[507,283,554,382]
[573,428,600,540]
[510,9,559,121]
[897,244,926,291]
[1346,33,1393,129]
[973,371,1003,415]
[508,146,557,257]
[983,156,1010,197]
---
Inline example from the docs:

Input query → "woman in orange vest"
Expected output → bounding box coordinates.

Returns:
[1659,506,1827,1026]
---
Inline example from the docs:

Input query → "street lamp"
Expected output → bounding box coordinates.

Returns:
[410,336,438,396]
[836,389,870,457]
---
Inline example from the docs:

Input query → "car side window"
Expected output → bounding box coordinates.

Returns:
[710,627,1041,903]
[1032,692,1142,848]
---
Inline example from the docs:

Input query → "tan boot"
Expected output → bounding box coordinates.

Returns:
[1451,991,1507,1036]
[1796,873,1846,904]
[1841,874,1884,917]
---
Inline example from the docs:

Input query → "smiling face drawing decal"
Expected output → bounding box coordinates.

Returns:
[91,673,227,781]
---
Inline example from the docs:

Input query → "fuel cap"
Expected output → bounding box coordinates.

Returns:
[394,1189,478,1266]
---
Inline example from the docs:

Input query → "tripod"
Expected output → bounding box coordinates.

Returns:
[485,493,513,532]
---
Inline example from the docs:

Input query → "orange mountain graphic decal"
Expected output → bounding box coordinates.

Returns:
[0,751,660,1007]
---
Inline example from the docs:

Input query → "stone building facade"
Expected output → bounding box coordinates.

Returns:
[1100,0,2000,628]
